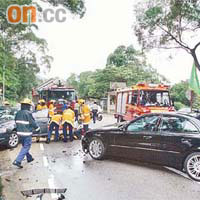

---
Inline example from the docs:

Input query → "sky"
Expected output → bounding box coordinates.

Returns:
[35,0,194,84]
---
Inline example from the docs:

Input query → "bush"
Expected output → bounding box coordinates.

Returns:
[174,102,186,110]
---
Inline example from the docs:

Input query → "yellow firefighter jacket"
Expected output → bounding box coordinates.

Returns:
[41,105,47,110]
[62,109,75,127]
[48,104,55,118]
[36,104,42,111]
[50,114,62,125]
[80,104,91,125]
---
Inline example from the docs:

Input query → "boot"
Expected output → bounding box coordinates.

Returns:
[46,139,50,144]
[13,160,23,168]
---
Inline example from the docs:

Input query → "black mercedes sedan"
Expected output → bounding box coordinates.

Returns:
[0,110,48,148]
[82,113,200,182]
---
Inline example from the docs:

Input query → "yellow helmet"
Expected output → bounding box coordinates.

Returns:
[3,101,10,105]
[78,99,85,104]
[21,98,32,105]
[39,99,45,103]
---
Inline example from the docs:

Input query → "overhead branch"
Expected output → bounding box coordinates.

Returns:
[193,42,200,51]
[157,24,191,51]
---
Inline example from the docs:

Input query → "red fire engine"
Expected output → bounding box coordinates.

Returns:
[32,79,76,111]
[114,83,175,122]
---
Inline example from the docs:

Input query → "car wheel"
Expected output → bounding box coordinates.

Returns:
[97,114,103,121]
[88,137,105,160]
[7,132,19,148]
[184,152,200,182]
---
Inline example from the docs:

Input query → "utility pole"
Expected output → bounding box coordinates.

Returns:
[2,55,5,103]
[2,37,6,103]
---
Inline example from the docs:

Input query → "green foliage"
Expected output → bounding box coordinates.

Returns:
[106,45,144,67]
[67,45,168,99]
[174,102,186,110]
[45,0,85,17]
[192,94,200,109]
[0,0,85,102]
[170,81,190,106]
[134,0,200,70]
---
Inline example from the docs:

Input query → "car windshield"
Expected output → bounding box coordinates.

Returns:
[139,90,171,107]
[49,91,75,101]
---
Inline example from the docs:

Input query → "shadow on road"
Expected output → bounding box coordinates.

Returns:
[104,156,190,181]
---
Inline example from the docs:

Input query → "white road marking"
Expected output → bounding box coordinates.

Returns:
[165,167,191,180]
[43,156,48,167]
[40,143,44,151]
[48,175,58,199]
[165,167,200,184]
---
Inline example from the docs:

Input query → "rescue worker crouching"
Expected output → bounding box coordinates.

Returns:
[62,104,75,142]
[80,100,91,133]
[13,98,40,168]
[46,111,62,144]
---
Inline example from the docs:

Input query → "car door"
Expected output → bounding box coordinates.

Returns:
[32,110,48,136]
[158,115,200,168]
[112,114,164,163]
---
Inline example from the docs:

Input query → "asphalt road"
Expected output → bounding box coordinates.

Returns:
[1,114,200,200]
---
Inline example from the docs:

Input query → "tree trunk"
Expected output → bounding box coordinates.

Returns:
[191,49,200,72]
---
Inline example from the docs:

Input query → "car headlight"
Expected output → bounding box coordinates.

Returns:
[0,127,7,133]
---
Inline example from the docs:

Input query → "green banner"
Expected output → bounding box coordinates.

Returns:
[189,62,200,96]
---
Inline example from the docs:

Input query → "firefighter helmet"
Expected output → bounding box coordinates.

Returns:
[3,101,10,105]
[79,99,85,104]
[39,99,45,103]
[21,98,32,105]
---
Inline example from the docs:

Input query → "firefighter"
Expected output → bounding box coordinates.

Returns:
[62,104,75,142]
[80,100,91,133]
[48,100,55,118]
[36,100,42,111]
[13,98,40,168]
[74,100,79,121]
[40,99,47,110]
[46,111,62,144]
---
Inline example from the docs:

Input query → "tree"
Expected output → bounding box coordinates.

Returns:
[40,0,85,18]
[66,45,168,99]
[134,0,200,71]
[0,0,85,101]
[106,45,145,67]
[66,73,79,89]
[170,81,190,107]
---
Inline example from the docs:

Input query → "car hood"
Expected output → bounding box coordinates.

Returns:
[0,119,15,130]
[89,121,128,132]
